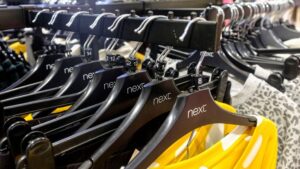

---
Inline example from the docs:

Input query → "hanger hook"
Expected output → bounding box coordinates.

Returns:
[50,30,60,45]
[82,13,117,55]
[129,42,143,60]
[32,9,49,23]
[66,11,89,27]
[134,15,168,34]
[236,4,245,22]
[83,35,92,52]
[158,46,173,62]
[89,13,115,30]
[65,32,75,56]
[107,14,131,32]
[179,17,206,42]
[48,10,67,25]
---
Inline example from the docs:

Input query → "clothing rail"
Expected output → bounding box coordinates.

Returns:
[92,0,220,14]
[27,11,220,51]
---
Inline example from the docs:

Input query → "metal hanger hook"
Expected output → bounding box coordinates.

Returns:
[196,51,213,76]
[134,15,168,34]
[179,17,206,42]
[90,13,115,30]
[32,9,49,23]
[129,42,143,60]
[108,14,131,32]
[236,4,245,22]
[66,11,89,27]
[48,10,67,25]
[158,46,173,62]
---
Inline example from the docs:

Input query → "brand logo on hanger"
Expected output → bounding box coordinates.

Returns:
[153,93,172,105]
[187,104,207,119]
[83,72,95,81]
[104,81,116,90]
[46,64,55,70]
[126,83,145,94]
[64,67,74,74]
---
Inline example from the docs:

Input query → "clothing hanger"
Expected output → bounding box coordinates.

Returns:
[1,12,134,143]
[0,53,64,92]
[15,114,127,169]
[222,4,286,70]
[1,102,101,153]
[0,81,43,100]
[78,57,229,169]
[74,14,158,132]
[65,67,125,113]
[0,61,104,119]
[0,9,73,93]
[1,13,143,140]
[256,2,287,49]
[15,14,223,169]
[0,56,87,107]
[30,10,113,117]
[124,18,257,168]
[0,86,62,107]
[176,6,250,82]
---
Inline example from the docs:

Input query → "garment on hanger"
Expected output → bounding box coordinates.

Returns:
[149,116,277,169]
[230,74,300,169]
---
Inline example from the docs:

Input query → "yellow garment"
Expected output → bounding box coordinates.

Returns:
[135,52,145,70]
[9,42,28,61]
[150,101,237,166]
[52,105,72,114]
[150,115,278,169]
[9,42,26,55]
[23,105,72,121]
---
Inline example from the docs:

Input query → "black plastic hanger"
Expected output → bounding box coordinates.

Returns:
[32,61,104,118]
[0,81,42,100]
[0,61,104,119]
[78,75,202,169]
[3,91,82,117]
[0,86,61,107]
[1,54,64,91]
[66,67,125,113]
[76,70,152,132]
[203,51,249,81]
[27,67,127,138]
[0,57,87,106]
[1,66,126,137]
[33,56,87,92]
[125,72,257,169]
[16,114,127,169]
[1,102,102,148]
[271,21,300,41]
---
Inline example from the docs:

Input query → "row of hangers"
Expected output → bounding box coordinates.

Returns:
[0,1,297,169]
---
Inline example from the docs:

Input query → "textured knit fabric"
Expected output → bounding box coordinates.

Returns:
[254,65,300,106]
[231,73,300,169]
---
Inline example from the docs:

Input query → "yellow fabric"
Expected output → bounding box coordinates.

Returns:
[150,114,278,169]
[23,113,33,121]
[9,42,26,55]
[23,105,72,121]
[52,105,72,114]
[150,101,237,166]
[135,52,145,70]
[9,42,28,61]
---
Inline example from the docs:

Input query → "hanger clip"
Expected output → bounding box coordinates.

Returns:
[125,57,138,72]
